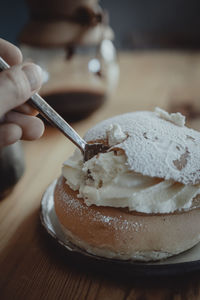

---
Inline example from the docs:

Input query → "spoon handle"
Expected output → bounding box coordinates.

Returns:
[0,57,86,153]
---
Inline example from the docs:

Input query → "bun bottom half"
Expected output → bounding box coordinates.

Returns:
[54,176,200,261]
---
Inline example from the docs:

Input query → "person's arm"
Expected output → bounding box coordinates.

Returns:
[0,38,44,148]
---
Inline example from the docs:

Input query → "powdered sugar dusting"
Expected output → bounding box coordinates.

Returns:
[59,223,171,261]
[106,124,127,146]
[155,107,185,127]
[84,110,200,185]
[56,177,144,239]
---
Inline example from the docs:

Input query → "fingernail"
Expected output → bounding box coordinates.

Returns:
[22,63,42,92]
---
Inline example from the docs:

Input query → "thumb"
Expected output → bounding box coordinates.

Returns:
[0,63,42,117]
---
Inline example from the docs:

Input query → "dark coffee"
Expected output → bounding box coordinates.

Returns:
[42,89,106,122]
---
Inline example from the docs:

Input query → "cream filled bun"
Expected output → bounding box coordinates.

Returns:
[54,108,200,261]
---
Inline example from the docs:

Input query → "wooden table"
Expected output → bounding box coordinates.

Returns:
[1,52,200,300]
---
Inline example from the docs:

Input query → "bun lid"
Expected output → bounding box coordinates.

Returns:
[84,109,200,185]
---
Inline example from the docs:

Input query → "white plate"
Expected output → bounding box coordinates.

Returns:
[40,180,200,276]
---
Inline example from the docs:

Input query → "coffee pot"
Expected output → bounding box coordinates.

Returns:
[19,0,119,122]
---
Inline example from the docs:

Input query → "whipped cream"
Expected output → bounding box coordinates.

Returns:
[62,123,200,213]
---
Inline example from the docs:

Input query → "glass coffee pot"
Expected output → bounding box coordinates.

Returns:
[20,0,119,122]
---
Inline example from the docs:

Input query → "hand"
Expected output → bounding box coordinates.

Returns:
[0,38,44,148]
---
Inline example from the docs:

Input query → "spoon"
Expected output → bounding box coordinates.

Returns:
[0,56,108,161]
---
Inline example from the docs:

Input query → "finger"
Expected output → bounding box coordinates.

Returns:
[0,62,42,117]
[5,111,44,140]
[0,123,22,148]
[14,103,38,116]
[0,38,22,66]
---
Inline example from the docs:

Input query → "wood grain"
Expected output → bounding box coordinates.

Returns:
[1,52,200,300]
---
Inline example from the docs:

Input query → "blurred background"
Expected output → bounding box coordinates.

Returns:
[2,0,200,49]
